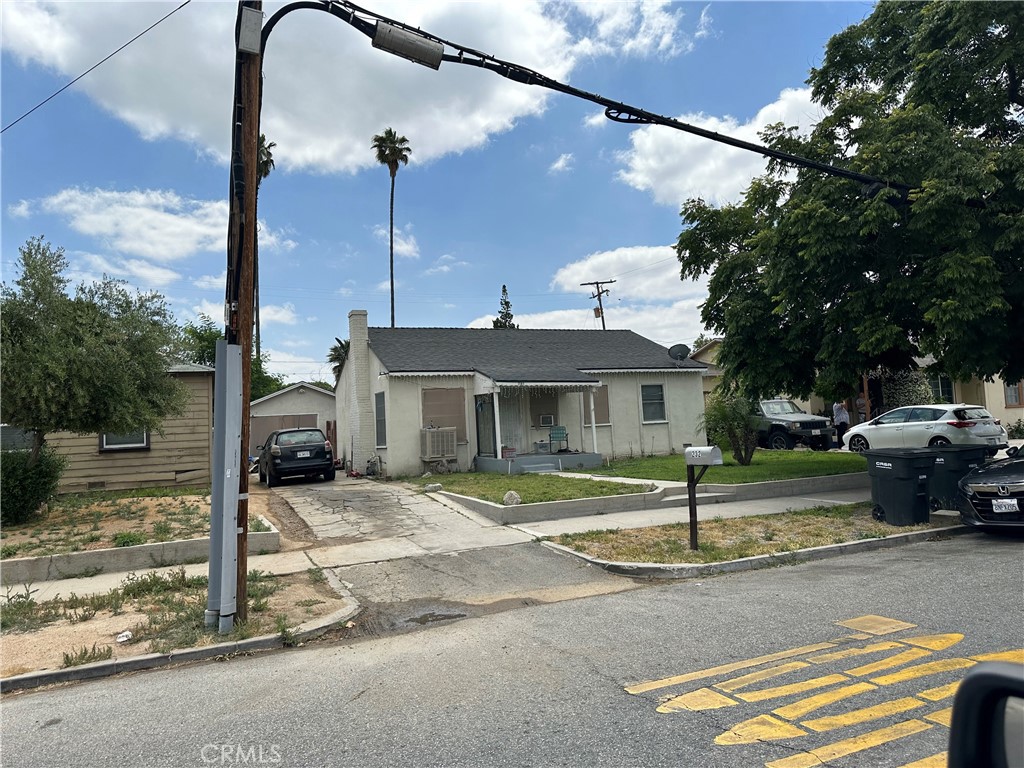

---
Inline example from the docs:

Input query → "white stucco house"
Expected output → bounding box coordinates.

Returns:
[335,310,708,477]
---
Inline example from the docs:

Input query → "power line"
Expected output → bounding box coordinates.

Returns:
[1,0,192,134]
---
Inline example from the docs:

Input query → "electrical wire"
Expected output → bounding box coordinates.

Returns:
[1,0,193,134]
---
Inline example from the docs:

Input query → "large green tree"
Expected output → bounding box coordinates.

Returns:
[181,313,285,400]
[492,285,519,329]
[1,237,188,462]
[676,1,1023,400]
[372,127,411,328]
[328,337,349,384]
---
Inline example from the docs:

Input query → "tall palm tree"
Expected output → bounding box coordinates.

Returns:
[254,133,276,358]
[328,337,350,384]
[371,128,411,328]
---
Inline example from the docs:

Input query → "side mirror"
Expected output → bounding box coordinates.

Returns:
[1006,446,1019,458]
[948,662,1024,768]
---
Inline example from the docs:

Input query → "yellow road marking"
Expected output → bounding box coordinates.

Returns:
[714,715,806,745]
[737,674,850,703]
[902,633,963,651]
[917,680,960,702]
[923,707,953,727]
[898,753,947,768]
[656,688,737,713]
[846,648,932,676]
[801,696,924,733]
[625,642,838,695]
[716,662,811,693]
[972,649,1024,664]
[808,642,905,664]
[871,658,976,686]
[837,615,917,635]
[764,719,933,768]
[829,633,873,641]
[773,682,877,720]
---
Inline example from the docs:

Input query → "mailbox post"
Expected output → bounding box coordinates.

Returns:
[684,446,724,551]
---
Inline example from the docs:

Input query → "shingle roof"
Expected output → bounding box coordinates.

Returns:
[367,328,704,383]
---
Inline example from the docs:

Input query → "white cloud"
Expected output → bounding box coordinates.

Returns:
[548,153,574,174]
[68,251,180,288]
[261,303,299,325]
[373,224,420,259]
[695,5,713,40]
[582,111,607,129]
[7,200,32,218]
[550,244,704,303]
[262,347,332,385]
[566,1,692,58]
[192,299,224,322]
[193,271,227,291]
[424,254,468,275]
[616,88,825,206]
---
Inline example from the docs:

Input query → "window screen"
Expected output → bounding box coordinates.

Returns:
[583,386,610,425]
[422,388,466,442]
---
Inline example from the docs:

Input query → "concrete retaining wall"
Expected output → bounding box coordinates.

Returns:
[698,472,870,500]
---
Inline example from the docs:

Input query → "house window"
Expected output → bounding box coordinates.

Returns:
[99,430,150,452]
[928,374,954,403]
[422,388,466,442]
[641,384,666,422]
[583,385,610,426]
[1005,381,1024,408]
[530,392,558,427]
[374,392,386,447]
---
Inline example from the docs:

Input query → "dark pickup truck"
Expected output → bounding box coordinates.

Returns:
[755,399,835,450]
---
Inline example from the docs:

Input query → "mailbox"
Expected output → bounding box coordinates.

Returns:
[684,446,723,466]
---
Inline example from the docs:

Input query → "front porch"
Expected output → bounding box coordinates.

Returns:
[475,449,604,475]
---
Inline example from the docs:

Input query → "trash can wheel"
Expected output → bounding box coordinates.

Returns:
[872,505,885,522]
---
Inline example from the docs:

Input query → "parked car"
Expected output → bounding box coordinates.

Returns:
[958,446,1023,532]
[258,428,336,487]
[753,399,835,450]
[845,404,1009,454]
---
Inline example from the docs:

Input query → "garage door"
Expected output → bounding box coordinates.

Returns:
[250,414,318,457]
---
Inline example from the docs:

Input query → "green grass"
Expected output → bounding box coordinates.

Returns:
[587,450,867,484]
[404,473,649,504]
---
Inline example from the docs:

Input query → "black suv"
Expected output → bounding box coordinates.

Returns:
[257,428,336,487]
[754,399,835,450]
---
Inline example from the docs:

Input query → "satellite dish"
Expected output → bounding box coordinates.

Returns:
[668,344,691,361]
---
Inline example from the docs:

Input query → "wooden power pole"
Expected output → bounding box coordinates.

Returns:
[580,279,616,330]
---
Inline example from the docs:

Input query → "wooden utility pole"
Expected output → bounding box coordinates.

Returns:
[580,279,616,330]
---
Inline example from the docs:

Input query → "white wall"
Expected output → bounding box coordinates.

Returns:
[251,385,335,428]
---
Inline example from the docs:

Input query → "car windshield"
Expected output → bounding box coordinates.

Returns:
[762,400,803,415]
[954,408,992,421]
[276,430,324,447]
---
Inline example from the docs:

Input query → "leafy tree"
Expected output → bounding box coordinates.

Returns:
[372,127,411,328]
[492,285,519,329]
[0,237,188,463]
[309,380,334,392]
[692,332,714,352]
[250,353,286,401]
[328,337,349,384]
[699,387,759,466]
[181,313,285,400]
[676,2,1023,401]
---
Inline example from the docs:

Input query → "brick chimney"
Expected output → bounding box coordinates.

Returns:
[347,310,376,467]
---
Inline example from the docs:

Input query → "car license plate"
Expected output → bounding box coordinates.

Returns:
[811,429,821,436]
[296,450,310,458]
[987,438,998,444]
[992,499,1019,513]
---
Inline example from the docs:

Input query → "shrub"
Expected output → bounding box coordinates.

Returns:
[700,388,758,465]
[112,531,147,547]
[0,446,67,525]
[1006,418,1024,440]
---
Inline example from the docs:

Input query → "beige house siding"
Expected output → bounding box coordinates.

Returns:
[48,371,213,493]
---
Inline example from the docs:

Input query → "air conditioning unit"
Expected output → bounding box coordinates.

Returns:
[539,414,555,427]
[420,427,457,460]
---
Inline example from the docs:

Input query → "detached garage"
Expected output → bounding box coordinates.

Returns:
[250,382,336,457]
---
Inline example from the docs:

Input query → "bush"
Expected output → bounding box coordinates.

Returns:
[700,388,759,466]
[1007,418,1024,440]
[0,446,66,525]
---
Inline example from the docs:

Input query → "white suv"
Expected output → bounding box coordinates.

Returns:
[845,404,1009,455]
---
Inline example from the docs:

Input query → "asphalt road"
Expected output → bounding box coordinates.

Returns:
[3,534,1022,768]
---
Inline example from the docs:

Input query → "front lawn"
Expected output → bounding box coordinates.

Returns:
[404,473,649,505]
[586,449,866,484]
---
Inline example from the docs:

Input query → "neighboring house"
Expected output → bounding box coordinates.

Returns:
[45,364,214,494]
[250,381,337,457]
[335,309,707,477]
[690,338,724,402]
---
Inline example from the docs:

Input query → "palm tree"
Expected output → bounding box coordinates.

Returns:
[371,128,411,327]
[328,337,350,384]
[254,133,276,358]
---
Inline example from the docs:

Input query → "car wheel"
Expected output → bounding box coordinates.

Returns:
[849,435,869,453]
[929,436,952,447]
[266,470,278,488]
[324,468,336,482]
[770,431,795,450]
[258,467,266,483]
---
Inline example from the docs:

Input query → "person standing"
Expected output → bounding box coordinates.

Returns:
[833,400,850,448]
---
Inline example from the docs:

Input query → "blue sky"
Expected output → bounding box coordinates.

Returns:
[1,1,872,384]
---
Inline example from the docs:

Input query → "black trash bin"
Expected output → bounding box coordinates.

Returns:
[863,448,938,525]
[929,444,990,512]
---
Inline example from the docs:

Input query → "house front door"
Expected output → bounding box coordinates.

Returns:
[475,394,496,458]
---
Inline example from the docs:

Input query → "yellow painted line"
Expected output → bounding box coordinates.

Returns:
[871,658,976,686]
[972,649,1024,664]
[917,680,960,702]
[846,648,932,676]
[716,662,811,693]
[656,688,737,713]
[902,633,963,651]
[737,674,850,703]
[898,753,947,768]
[714,715,806,745]
[625,641,838,695]
[923,707,953,727]
[808,641,905,664]
[801,696,924,733]
[773,682,877,720]
[829,633,873,642]
[836,615,917,635]
[764,719,933,768]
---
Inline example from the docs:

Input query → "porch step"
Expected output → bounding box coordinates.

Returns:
[523,463,562,474]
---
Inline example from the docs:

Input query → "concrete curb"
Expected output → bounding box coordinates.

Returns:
[542,524,976,580]
[0,566,361,694]
[1,517,281,585]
